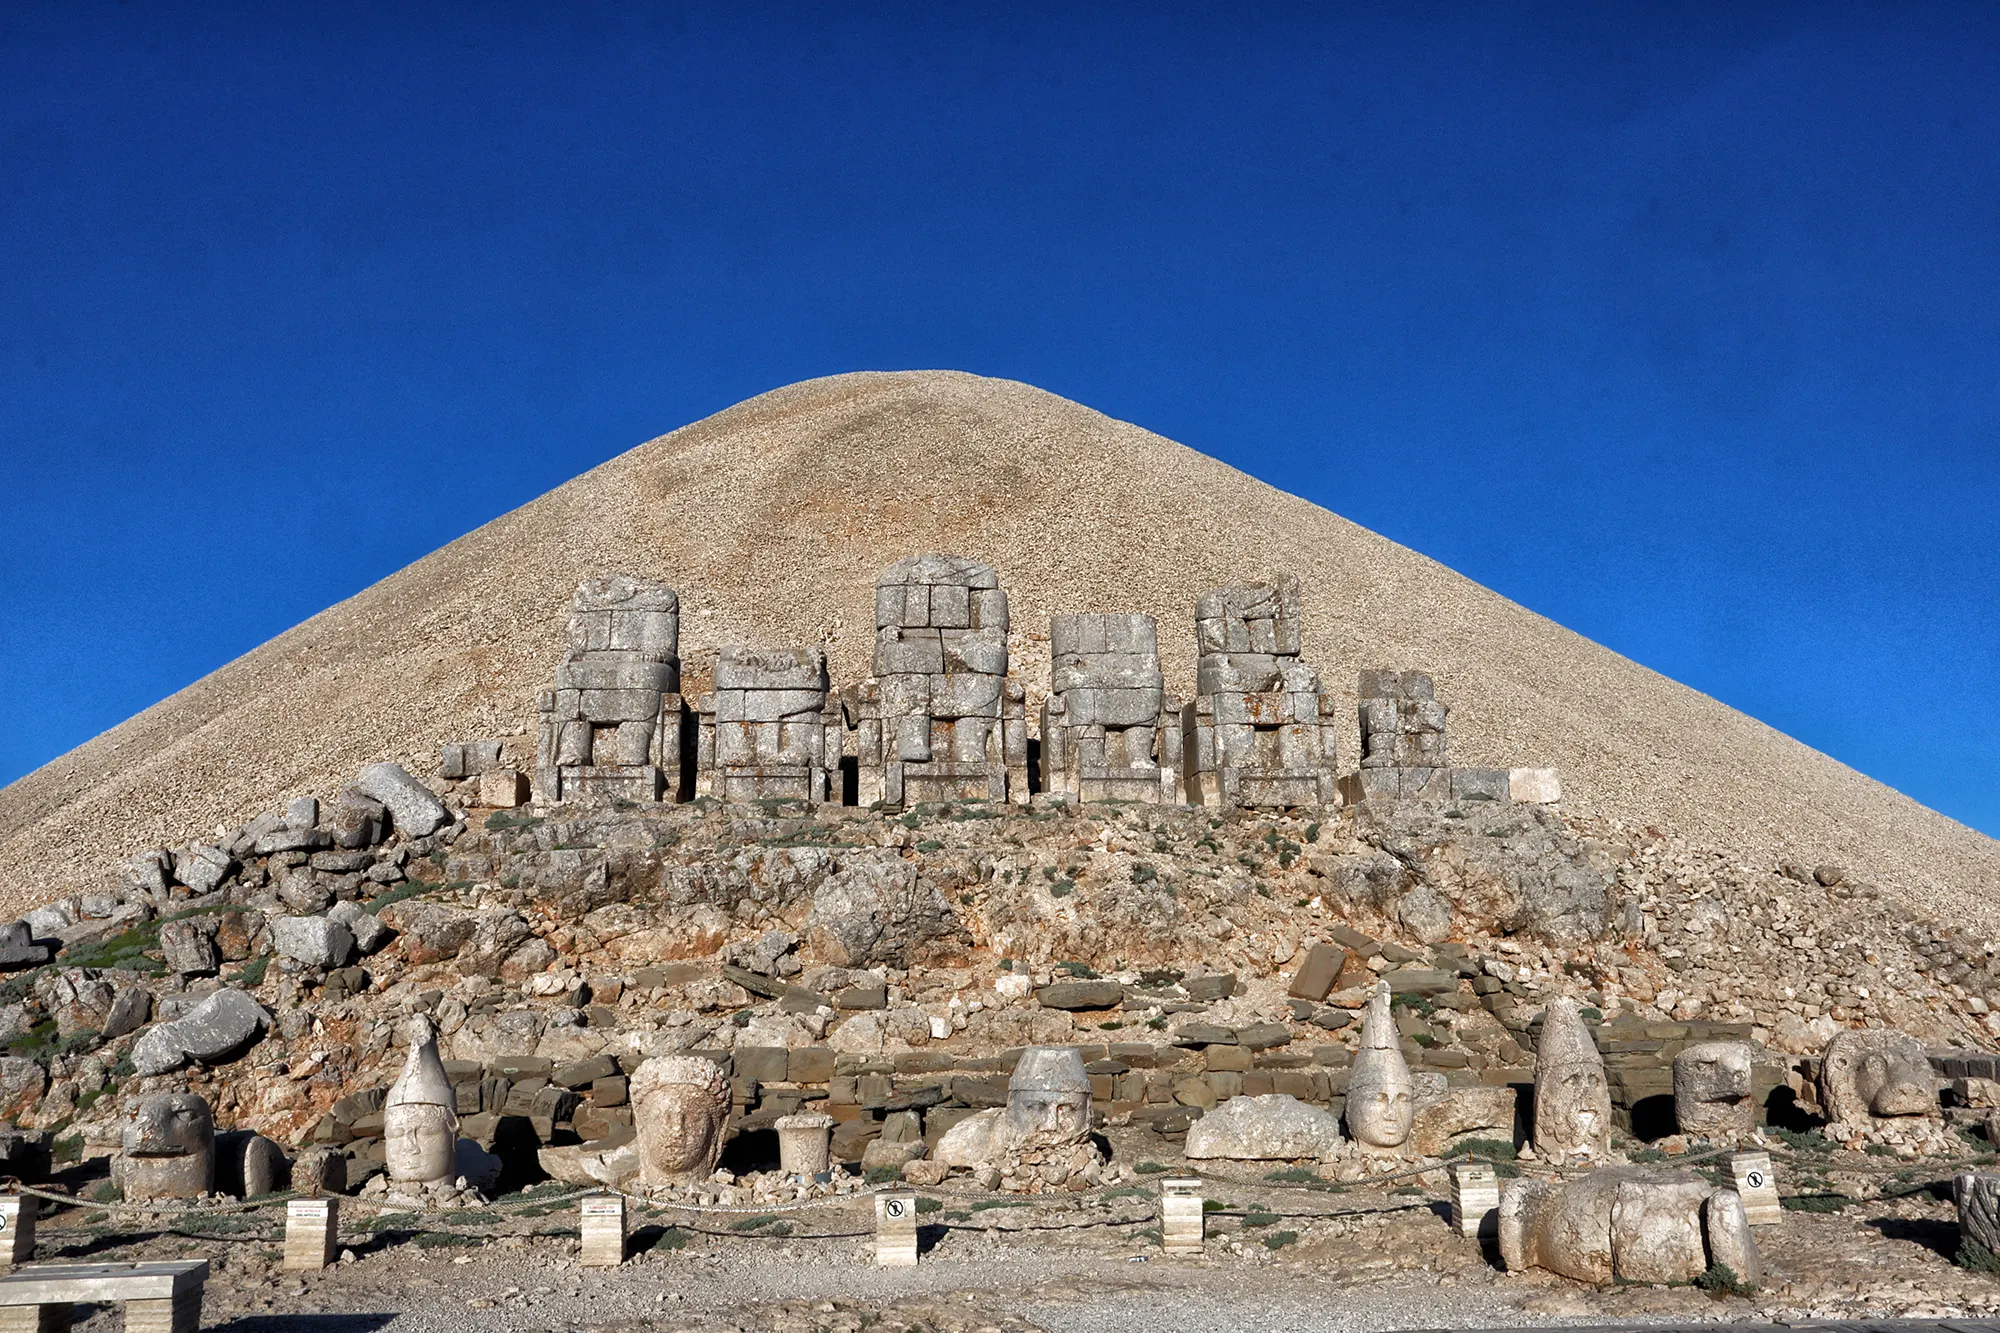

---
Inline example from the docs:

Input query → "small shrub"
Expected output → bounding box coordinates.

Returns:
[1265,1167,1318,1183]
[1455,1138,1517,1163]
[915,1197,943,1214]
[1304,822,1321,843]
[1134,1161,1168,1174]
[52,1134,83,1164]
[649,1227,689,1251]
[1055,960,1098,978]
[1696,1261,1757,1296]
[970,1198,1034,1211]
[1959,1239,2000,1273]
[1050,880,1073,898]
[916,839,943,852]
[728,1215,784,1232]
[231,955,271,987]
[1781,1193,1848,1213]
[414,1232,478,1248]
[1130,863,1157,884]
[1242,1210,1279,1229]
[1262,1230,1299,1250]
[864,1166,900,1184]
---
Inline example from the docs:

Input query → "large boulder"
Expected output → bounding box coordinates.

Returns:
[1184,1094,1345,1161]
[1409,1085,1518,1157]
[805,859,957,967]
[101,984,153,1040]
[325,790,389,849]
[158,917,221,976]
[37,969,115,1038]
[172,846,234,896]
[131,988,271,1076]
[0,1057,48,1121]
[0,921,50,969]
[270,916,356,969]
[382,901,477,965]
[355,763,450,838]
[327,900,394,955]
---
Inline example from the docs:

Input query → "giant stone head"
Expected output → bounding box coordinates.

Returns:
[1005,1046,1093,1150]
[1347,983,1415,1150]
[1819,1028,1937,1124]
[1531,997,1611,1161]
[630,1055,732,1185]
[120,1092,215,1200]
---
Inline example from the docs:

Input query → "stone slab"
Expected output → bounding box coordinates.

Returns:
[0,1261,207,1305]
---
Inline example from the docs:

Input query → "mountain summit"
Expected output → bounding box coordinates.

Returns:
[1,370,1992,924]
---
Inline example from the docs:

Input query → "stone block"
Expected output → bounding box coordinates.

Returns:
[271,916,356,969]
[354,763,449,838]
[1729,1151,1782,1226]
[874,1191,918,1266]
[735,1047,789,1084]
[579,1195,626,1267]
[479,769,528,808]
[282,1198,338,1271]
[1449,768,1511,803]
[1288,944,1346,1002]
[1160,1178,1204,1252]
[1036,981,1125,1010]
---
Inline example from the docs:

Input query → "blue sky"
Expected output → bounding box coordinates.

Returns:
[2,4,1996,837]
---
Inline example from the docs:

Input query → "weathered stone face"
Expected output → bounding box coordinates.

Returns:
[121,1092,215,1200]
[1673,1041,1756,1141]
[1819,1029,1937,1124]
[1347,984,1415,1150]
[384,1103,458,1184]
[1004,1046,1092,1150]
[384,1015,459,1185]
[630,1055,731,1185]
[1531,997,1611,1161]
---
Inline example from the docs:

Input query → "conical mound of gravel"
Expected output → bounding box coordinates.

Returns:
[2,370,1993,926]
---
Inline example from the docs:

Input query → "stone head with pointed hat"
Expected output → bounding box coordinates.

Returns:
[1532,997,1611,1161]
[385,1015,460,1185]
[1347,982,1416,1149]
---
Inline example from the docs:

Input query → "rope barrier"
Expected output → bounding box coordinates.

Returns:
[14,1133,1994,1255]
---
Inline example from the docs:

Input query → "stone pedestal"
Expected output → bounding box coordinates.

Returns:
[0,1306,69,1333]
[874,1190,918,1266]
[1449,1163,1500,1238]
[579,1195,626,1267]
[124,1289,202,1333]
[1160,1179,1205,1254]
[282,1198,338,1271]
[776,1113,834,1177]
[0,1197,35,1269]
[1728,1151,1782,1226]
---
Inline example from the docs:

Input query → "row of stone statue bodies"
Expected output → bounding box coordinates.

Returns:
[531,557,1486,811]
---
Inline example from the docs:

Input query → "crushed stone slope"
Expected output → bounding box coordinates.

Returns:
[0,369,1994,927]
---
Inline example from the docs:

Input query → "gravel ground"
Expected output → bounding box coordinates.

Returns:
[34,1175,2000,1333]
[5,370,1995,934]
